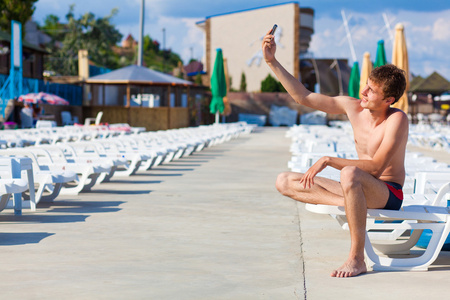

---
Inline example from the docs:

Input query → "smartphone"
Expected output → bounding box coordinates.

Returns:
[270,24,278,35]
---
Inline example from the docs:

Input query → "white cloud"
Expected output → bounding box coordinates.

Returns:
[322,29,332,38]
[180,18,205,61]
[309,9,450,79]
[352,27,370,42]
[411,25,432,33]
[432,18,450,41]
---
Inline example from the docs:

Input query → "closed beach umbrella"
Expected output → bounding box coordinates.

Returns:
[359,52,373,99]
[210,49,226,123]
[391,23,409,113]
[222,57,232,116]
[374,40,387,68]
[348,61,360,99]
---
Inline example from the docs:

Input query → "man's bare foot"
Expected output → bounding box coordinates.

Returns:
[331,259,367,278]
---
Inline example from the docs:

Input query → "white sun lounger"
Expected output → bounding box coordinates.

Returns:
[331,182,450,240]
[29,146,111,195]
[305,182,450,272]
[111,137,160,172]
[0,156,36,214]
[0,149,78,205]
[52,142,127,182]
[0,178,29,212]
[90,138,154,177]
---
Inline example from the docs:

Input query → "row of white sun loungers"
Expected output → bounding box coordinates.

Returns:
[0,122,255,214]
[286,123,450,272]
[408,123,450,152]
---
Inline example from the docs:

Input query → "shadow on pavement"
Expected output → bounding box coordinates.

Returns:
[152,168,195,172]
[43,200,125,214]
[104,180,163,184]
[0,232,55,246]
[86,189,151,194]
[0,214,89,223]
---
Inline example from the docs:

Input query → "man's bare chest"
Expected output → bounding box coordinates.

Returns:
[353,125,385,157]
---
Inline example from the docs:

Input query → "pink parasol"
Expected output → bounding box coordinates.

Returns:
[37,92,70,105]
[18,92,70,105]
[17,93,43,104]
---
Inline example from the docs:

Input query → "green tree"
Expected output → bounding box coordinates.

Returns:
[40,14,66,42]
[239,72,247,92]
[43,5,123,76]
[261,74,286,92]
[194,73,203,85]
[0,0,37,35]
[40,5,183,75]
[139,34,182,73]
[261,74,278,92]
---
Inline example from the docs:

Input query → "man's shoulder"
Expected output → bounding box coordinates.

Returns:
[386,108,409,133]
[387,108,408,121]
[338,96,362,112]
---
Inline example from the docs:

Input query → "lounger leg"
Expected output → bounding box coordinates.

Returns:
[40,183,63,203]
[60,172,93,195]
[115,159,142,176]
[139,157,156,171]
[81,173,101,192]
[129,160,142,175]
[26,168,36,211]
[101,166,117,182]
[365,222,450,271]
[0,194,11,212]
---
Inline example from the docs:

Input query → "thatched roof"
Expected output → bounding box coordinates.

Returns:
[409,72,450,94]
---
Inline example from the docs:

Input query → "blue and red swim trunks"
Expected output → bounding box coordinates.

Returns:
[383,181,403,210]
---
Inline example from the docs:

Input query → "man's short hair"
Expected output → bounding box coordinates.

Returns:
[369,64,406,104]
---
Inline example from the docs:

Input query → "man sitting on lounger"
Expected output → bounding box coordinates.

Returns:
[262,29,408,277]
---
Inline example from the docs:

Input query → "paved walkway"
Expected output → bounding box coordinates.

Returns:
[0,127,448,299]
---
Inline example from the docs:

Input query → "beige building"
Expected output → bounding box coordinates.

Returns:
[196,2,314,92]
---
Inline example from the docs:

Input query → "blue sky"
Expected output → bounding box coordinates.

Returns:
[33,0,450,80]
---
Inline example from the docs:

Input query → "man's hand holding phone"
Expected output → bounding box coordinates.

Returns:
[269,24,277,36]
[262,24,278,63]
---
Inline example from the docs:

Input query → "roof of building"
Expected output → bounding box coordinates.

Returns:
[409,72,450,94]
[24,20,52,48]
[125,34,135,41]
[184,60,205,76]
[86,64,193,86]
[0,30,47,53]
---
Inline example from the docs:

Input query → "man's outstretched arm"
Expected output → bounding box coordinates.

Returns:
[262,29,348,114]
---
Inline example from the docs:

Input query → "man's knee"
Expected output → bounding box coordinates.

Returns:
[275,172,291,195]
[340,166,362,191]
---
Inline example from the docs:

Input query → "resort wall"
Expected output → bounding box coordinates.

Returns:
[203,2,300,92]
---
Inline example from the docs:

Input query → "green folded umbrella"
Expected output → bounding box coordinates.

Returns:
[348,61,360,99]
[374,40,387,68]
[210,48,226,115]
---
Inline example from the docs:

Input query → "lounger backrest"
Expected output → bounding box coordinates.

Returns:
[61,111,74,125]
[414,171,450,194]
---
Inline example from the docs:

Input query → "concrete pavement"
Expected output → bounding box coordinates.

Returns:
[0,127,448,299]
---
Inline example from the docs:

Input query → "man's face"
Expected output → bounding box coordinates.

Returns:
[360,79,387,109]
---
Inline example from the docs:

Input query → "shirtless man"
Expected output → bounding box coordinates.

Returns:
[262,29,408,277]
